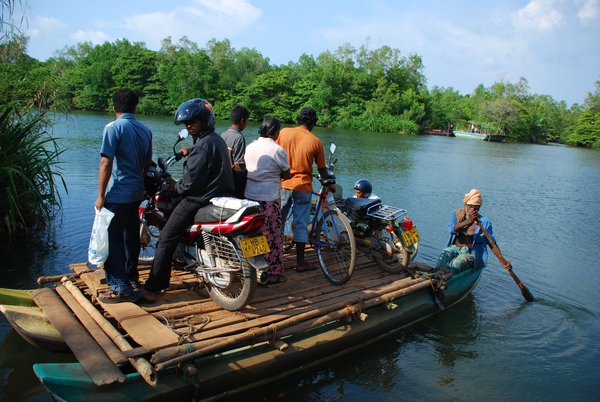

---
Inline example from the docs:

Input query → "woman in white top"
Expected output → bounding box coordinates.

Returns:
[244,117,291,284]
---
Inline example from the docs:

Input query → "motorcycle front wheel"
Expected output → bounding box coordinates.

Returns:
[372,229,410,273]
[199,239,257,311]
[315,210,356,285]
[139,223,160,263]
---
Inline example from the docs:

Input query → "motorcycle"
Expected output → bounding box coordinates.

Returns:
[339,196,419,273]
[322,145,419,273]
[138,129,269,311]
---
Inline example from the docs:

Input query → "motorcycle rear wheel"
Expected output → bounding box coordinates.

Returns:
[372,229,410,273]
[199,241,257,311]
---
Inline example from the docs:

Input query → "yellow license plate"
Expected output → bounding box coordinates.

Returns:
[401,227,420,247]
[240,235,270,258]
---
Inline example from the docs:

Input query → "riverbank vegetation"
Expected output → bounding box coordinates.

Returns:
[0,105,66,239]
[1,1,67,240]
[2,35,599,147]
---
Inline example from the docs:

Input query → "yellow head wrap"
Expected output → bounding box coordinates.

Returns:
[463,189,483,205]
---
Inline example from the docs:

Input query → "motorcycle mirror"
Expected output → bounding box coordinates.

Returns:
[330,143,336,154]
[178,128,189,140]
[173,129,189,154]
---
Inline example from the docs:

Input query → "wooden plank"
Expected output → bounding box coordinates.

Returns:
[31,288,126,386]
[54,285,128,366]
[100,301,180,350]
[80,269,106,287]
[61,280,157,386]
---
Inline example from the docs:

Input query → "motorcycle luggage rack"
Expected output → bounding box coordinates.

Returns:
[366,204,407,220]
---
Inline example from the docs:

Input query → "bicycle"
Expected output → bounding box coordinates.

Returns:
[283,144,356,285]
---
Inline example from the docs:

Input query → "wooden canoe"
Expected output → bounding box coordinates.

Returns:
[0,287,37,307]
[0,303,69,352]
[27,249,483,402]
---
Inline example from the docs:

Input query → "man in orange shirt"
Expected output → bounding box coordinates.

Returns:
[277,107,332,272]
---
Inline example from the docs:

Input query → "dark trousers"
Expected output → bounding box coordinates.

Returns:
[104,201,141,294]
[144,197,206,293]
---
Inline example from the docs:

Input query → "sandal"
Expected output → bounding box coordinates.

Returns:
[97,290,138,304]
[267,274,287,285]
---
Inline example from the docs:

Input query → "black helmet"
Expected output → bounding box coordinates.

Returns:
[174,98,215,131]
[354,179,372,198]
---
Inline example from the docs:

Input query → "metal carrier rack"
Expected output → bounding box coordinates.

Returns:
[366,204,407,220]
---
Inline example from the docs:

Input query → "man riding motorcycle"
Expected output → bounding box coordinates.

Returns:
[140,98,235,303]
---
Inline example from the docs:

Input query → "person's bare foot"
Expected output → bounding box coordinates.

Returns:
[295,261,316,272]
[137,288,156,304]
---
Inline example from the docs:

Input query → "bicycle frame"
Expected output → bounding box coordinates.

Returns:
[308,184,339,247]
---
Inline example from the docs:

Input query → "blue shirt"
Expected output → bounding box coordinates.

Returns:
[100,113,153,203]
[446,210,496,269]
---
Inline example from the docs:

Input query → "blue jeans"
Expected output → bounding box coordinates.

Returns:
[103,201,141,294]
[280,189,312,243]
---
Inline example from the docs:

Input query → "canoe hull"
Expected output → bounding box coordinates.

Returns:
[34,267,482,401]
[0,304,69,353]
[0,288,37,307]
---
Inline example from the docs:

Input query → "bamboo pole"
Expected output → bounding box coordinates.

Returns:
[61,279,157,386]
[171,277,426,345]
[37,271,85,285]
[152,274,447,370]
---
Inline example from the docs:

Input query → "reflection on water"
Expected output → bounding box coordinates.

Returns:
[1,112,600,401]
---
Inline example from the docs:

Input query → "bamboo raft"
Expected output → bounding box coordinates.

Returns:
[27,248,466,400]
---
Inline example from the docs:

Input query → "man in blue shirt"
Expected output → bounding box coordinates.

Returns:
[95,89,153,303]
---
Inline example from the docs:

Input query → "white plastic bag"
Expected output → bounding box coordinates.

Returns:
[87,207,115,269]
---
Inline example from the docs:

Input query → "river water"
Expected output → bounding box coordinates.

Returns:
[1,112,599,401]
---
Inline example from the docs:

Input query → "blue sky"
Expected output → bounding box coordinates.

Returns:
[13,0,600,106]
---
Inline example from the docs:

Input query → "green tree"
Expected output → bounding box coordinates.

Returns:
[568,80,600,148]
[69,41,117,110]
[239,66,295,122]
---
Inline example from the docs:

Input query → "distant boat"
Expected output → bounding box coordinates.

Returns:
[453,131,506,142]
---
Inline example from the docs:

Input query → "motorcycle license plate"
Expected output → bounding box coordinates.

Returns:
[401,227,420,247]
[240,235,270,258]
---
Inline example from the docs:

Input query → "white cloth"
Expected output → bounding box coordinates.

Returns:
[210,197,259,209]
[244,137,290,201]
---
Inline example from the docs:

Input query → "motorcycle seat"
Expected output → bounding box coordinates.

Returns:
[345,197,382,217]
[194,204,238,223]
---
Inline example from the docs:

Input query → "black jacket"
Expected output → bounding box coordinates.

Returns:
[176,131,235,203]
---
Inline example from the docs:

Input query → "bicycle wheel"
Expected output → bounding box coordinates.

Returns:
[315,209,356,285]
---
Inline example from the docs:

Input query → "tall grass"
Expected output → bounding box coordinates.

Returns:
[0,104,67,240]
